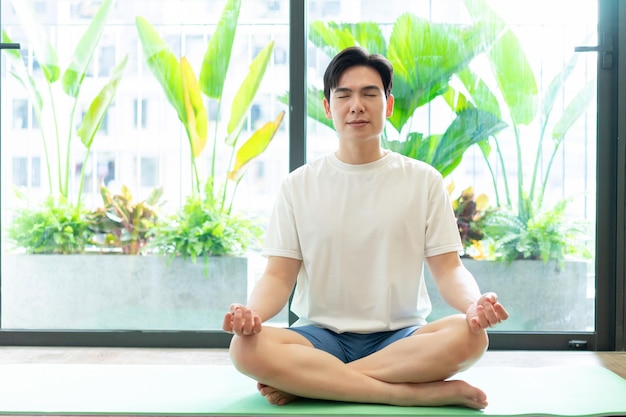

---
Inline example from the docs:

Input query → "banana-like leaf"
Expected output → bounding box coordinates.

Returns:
[433,108,508,177]
[552,80,595,142]
[456,68,501,119]
[465,0,538,126]
[10,0,60,83]
[77,55,128,148]
[225,41,274,145]
[62,0,115,97]
[382,131,427,161]
[136,16,186,124]
[228,111,285,182]
[199,0,241,99]
[541,52,580,121]
[181,57,209,158]
[386,14,495,132]
[308,21,359,57]
[349,22,387,56]
[488,30,538,125]
[2,30,43,112]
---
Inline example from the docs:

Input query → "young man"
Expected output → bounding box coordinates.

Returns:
[222,46,508,410]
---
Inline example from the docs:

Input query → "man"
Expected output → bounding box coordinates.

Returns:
[222,46,508,410]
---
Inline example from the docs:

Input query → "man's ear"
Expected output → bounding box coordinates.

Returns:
[323,97,332,119]
[386,94,394,118]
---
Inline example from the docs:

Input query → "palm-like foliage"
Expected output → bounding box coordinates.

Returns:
[2,0,127,202]
[135,0,284,215]
[455,0,594,263]
[136,0,282,258]
[3,0,127,254]
[287,13,507,177]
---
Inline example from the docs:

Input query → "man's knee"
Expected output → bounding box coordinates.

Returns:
[229,334,261,375]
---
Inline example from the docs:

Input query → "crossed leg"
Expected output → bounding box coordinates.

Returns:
[229,314,490,409]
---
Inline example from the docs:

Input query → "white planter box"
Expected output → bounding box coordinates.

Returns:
[425,259,592,331]
[1,254,248,330]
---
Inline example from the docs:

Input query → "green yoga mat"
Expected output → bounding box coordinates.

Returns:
[0,364,625,416]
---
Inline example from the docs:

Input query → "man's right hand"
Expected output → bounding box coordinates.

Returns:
[222,303,262,336]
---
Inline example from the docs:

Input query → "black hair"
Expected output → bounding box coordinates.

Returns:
[322,46,393,102]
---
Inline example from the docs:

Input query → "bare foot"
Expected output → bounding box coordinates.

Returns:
[393,379,488,410]
[257,379,487,410]
[257,383,298,405]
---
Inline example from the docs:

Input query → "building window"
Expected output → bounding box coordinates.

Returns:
[12,156,41,187]
[134,98,148,129]
[140,157,158,188]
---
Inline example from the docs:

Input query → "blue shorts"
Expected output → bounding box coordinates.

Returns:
[287,325,421,363]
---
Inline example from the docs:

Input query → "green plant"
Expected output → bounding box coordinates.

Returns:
[88,185,164,255]
[2,0,127,203]
[453,0,595,264]
[6,195,93,254]
[135,0,284,216]
[287,14,507,177]
[2,0,127,254]
[148,181,263,262]
[482,199,591,269]
[135,0,284,261]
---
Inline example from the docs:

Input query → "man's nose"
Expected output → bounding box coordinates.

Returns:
[350,98,365,113]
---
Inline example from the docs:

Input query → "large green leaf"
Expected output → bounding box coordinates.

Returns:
[228,111,285,182]
[455,68,501,119]
[541,52,580,122]
[386,14,495,132]
[225,41,274,145]
[464,0,537,125]
[432,108,507,177]
[10,0,60,83]
[62,0,115,97]
[308,21,359,57]
[181,57,209,158]
[552,80,595,142]
[199,0,241,99]
[488,29,538,125]
[135,16,186,124]
[77,55,128,148]
[382,132,426,160]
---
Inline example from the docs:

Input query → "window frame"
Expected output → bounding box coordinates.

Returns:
[0,0,622,350]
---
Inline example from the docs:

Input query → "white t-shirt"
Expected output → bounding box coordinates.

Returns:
[262,151,462,333]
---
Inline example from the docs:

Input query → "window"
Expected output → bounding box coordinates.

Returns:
[140,157,158,188]
[0,0,620,349]
[11,156,41,188]
[134,98,147,129]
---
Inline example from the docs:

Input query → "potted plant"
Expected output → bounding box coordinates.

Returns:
[88,185,164,255]
[448,184,490,259]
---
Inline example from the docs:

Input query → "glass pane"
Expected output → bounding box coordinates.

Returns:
[306,0,597,332]
[0,0,290,331]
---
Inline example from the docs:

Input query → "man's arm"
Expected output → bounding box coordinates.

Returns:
[223,255,302,336]
[426,252,508,332]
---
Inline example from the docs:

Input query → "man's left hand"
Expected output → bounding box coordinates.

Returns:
[466,292,509,333]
